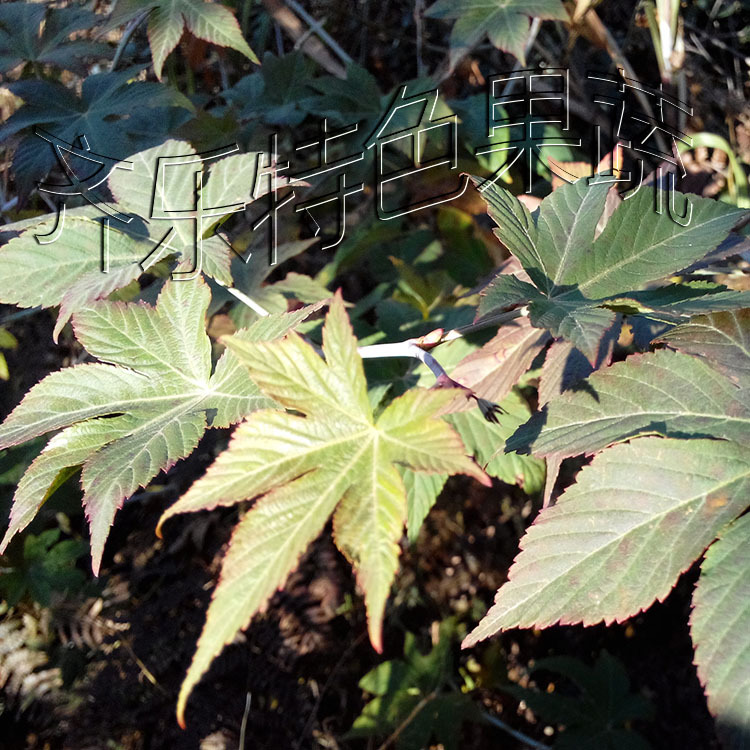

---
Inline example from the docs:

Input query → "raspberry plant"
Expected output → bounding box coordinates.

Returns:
[1,142,748,737]
[0,1,749,744]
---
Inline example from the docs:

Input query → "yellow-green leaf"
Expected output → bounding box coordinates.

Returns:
[159,293,489,726]
[0,279,316,573]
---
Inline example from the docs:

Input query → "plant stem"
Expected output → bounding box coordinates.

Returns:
[221,277,527,385]
[444,306,528,341]
[284,0,353,66]
[358,340,451,379]
[238,692,252,750]
[357,308,526,406]
[0,307,40,326]
[110,10,150,72]
[375,691,438,750]
[480,709,550,749]
[356,307,528,362]
[213,280,271,317]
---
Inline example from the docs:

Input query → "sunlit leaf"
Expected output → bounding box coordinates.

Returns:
[157,294,489,726]
[109,0,258,80]
[0,141,274,338]
[464,437,750,646]
[476,179,748,362]
[658,308,750,383]
[507,349,750,458]
[0,278,316,573]
[109,139,271,286]
[0,216,151,340]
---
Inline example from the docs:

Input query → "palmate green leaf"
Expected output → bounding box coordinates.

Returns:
[224,51,318,127]
[0,68,194,195]
[0,527,87,608]
[349,620,480,750]
[532,178,612,296]
[305,63,384,124]
[109,139,271,286]
[0,278,317,574]
[499,178,744,299]
[658,308,750,383]
[473,180,545,292]
[475,180,620,363]
[507,349,750,458]
[577,187,746,299]
[403,470,447,543]
[528,295,618,366]
[109,0,258,80]
[0,3,110,75]
[156,294,489,727]
[476,179,748,363]
[0,216,152,341]
[463,436,750,647]
[449,391,545,492]
[475,273,541,312]
[425,0,567,68]
[354,692,474,750]
[504,652,653,750]
[691,512,750,750]
[0,140,272,337]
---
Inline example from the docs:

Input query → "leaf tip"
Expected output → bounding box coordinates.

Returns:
[331,287,347,312]
[176,675,195,729]
[52,315,66,344]
[155,509,173,539]
[460,630,482,650]
[476,467,493,488]
[368,619,384,654]
[0,516,17,554]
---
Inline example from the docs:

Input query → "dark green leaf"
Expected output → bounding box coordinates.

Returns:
[0,3,109,74]
[476,180,748,360]
[578,188,746,298]
[691,513,750,750]
[1,69,194,194]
